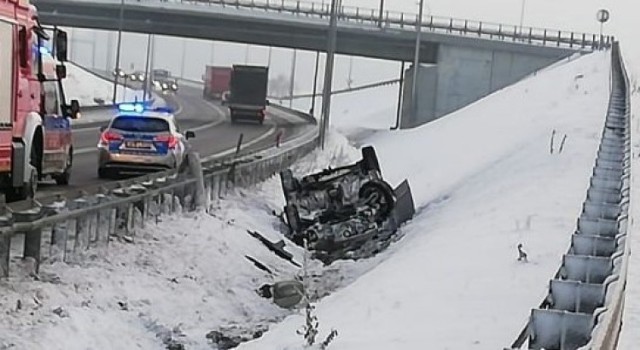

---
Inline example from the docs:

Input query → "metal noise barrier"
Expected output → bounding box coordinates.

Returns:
[0,107,319,278]
[508,42,631,350]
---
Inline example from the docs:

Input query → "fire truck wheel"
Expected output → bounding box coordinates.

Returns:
[14,165,38,200]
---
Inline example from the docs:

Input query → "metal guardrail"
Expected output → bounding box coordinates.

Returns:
[164,0,611,50]
[0,106,319,278]
[508,42,630,350]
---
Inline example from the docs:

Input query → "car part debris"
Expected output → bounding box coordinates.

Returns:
[280,146,414,264]
[246,230,301,267]
[272,280,304,309]
[245,255,273,274]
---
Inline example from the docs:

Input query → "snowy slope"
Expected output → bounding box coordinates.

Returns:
[238,51,611,349]
[63,62,143,107]
[0,134,370,350]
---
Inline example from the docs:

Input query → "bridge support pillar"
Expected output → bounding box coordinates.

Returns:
[400,44,569,129]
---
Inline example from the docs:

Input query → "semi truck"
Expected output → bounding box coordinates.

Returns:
[202,66,232,100]
[0,1,80,201]
[227,65,269,124]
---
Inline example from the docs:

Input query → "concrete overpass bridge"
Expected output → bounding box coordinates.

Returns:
[33,0,610,127]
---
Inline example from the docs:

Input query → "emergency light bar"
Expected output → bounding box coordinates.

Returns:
[117,103,173,114]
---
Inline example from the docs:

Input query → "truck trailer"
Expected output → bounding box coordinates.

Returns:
[227,65,269,124]
[202,66,232,100]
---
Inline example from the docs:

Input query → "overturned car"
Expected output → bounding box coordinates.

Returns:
[280,146,415,264]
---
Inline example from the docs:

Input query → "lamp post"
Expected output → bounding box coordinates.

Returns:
[112,0,125,104]
[410,0,426,124]
[519,0,526,37]
[319,0,339,149]
[289,49,297,107]
[142,34,152,101]
[596,9,610,50]
[378,0,384,27]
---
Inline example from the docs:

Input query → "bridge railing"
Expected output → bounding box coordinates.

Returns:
[507,42,631,350]
[167,0,611,50]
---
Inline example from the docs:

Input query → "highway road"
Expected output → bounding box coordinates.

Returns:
[35,84,314,198]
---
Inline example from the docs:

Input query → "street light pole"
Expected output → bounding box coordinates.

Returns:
[319,0,339,149]
[410,0,425,124]
[378,0,384,27]
[142,34,152,101]
[112,0,125,104]
[289,49,297,107]
[311,51,320,115]
[519,0,526,36]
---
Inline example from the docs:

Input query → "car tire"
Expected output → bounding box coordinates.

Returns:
[359,180,396,222]
[361,146,381,173]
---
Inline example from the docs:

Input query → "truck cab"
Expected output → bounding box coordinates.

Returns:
[0,1,79,201]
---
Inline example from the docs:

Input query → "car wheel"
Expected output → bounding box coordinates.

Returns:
[359,180,396,222]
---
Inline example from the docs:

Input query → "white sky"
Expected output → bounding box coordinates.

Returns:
[66,0,638,94]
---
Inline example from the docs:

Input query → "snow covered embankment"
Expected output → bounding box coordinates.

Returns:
[239,51,611,349]
[0,134,376,350]
[63,63,143,108]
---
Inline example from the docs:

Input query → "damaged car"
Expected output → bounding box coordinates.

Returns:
[280,146,414,264]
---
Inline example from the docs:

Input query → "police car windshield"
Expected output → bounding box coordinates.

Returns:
[111,116,170,133]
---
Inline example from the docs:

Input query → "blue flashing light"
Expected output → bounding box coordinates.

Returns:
[153,107,173,114]
[38,46,51,55]
[118,103,145,113]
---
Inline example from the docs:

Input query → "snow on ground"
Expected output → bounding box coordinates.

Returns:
[0,133,379,350]
[64,62,144,108]
[0,49,617,349]
[237,51,611,349]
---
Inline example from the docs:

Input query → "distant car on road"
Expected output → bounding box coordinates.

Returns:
[129,71,146,82]
[151,69,179,93]
[97,103,195,179]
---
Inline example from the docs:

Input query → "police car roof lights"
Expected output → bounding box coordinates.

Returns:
[117,103,173,114]
[118,103,146,113]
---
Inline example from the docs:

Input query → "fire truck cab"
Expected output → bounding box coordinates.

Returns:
[0,0,79,201]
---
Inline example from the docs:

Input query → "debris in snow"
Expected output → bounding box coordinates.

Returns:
[257,284,273,299]
[517,244,528,262]
[117,301,129,311]
[52,307,69,318]
[246,230,300,267]
[15,300,22,311]
[272,280,304,309]
[245,255,273,274]
[206,325,268,350]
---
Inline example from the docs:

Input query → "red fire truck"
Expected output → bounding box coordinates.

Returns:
[0,0,79,201]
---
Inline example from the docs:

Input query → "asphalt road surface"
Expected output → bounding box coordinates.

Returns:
[35,84,314,197]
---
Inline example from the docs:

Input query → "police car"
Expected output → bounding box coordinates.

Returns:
[97,103,195,179]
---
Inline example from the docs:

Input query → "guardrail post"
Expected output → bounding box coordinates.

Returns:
[557,31,561,47]
[543,30,547,45]
[14,206,45,275]
[188,152,206,210]
[528,28,533,43]
[93,195,110,248]
[400,13,403,27]
[570,32,574,48]
[112,189,133,242]
[44,199,67,263]
[0,215,12,278]
[71,198,89,259]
